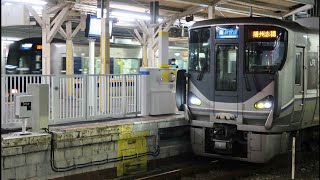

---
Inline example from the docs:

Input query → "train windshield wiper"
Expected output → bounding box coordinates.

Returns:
[197,62,208,81]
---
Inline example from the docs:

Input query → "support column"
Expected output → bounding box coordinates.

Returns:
[42,12,51,75]
[100,0,110,74]
[88,38,96,74]
[105,0,110,74]
[88,38,96,111]
[66,21,74,75]
[208,5,215,19]
[150,1,159,24]
[147,28,155,67]
[158,31,169,68]
[1,41,4,74]
[142,33,148,67]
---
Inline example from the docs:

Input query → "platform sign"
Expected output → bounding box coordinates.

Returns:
[216,26,239,39]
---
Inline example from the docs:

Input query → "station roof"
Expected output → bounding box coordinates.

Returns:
[1,0,316,43]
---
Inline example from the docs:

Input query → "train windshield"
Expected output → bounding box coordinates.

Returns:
[245,26,287,73]
[188,28,210,71]
[6,48,42,74]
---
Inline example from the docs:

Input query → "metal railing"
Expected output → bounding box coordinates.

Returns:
[1,74,142,128]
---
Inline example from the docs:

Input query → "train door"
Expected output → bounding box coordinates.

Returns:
[61,57,83,74]
[213,44,240,121]
[74,57,82,74]
[293,46,305,124]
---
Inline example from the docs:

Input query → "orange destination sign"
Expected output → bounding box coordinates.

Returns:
[36,45,42,50]
[251,30,277,38]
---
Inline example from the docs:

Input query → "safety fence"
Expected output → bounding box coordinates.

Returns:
[1,74,142,129]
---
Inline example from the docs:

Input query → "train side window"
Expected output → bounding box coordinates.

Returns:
[295,52,302,85]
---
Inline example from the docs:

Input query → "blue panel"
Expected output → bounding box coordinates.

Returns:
[74,57,82,74]
[216,27,239,39]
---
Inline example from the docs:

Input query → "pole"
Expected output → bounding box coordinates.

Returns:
[1,40,4,74]
[88,38,95,75]
[66,21,74,96]
[42,12,51,75]
[208,5,215,19]
[158,31,169,68]
[88,38,95,110]
[142,33,148,67]
[292,136,296,179]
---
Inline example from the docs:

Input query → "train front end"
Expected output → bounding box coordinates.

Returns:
[176,19,290,163]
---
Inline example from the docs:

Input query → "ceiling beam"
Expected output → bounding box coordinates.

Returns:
[285,0,315,5]
[224,0,290,12]
[164,0,212,6]
[46,2,72,14]
[216,4,283,18]
[283,4,314,17]
[110,0,185,13]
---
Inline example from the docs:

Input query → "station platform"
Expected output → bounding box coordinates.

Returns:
[1,113,191,180]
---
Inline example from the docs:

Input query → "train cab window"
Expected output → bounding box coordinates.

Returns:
[189,28,210,72]
[215,45,238,91]
[245,26,287,73]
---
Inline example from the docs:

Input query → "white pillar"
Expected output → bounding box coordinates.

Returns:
[1,40,4,74]
[88,38,96,109]
[42,12,51,75]
[208,5,215,19]
[158,31,169,68]
[142,33,148,67]
[148,28,155,67]
[88,38,95,74]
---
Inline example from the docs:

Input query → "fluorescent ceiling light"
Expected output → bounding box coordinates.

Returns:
[2,40,14,44]
[3,0,47,5]
[111,10,151,21]
[32,6,43,10]
[96,8,107,18]
[4,2,13,5]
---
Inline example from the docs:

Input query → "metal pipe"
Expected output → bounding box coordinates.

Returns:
[292,137,296,179]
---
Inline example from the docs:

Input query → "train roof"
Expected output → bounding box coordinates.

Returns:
[191,17,319,34]
[13,38,65,44]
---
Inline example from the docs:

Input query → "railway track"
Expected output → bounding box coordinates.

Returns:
[116,153,295,180]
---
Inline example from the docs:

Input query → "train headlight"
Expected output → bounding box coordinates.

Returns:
[189,94,201,106]
[254,96,273,109]
[11,89,18,94]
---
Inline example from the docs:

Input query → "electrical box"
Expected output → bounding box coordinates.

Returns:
[27,84,49,132]
[15,94,33,118]
[140,67,177,115]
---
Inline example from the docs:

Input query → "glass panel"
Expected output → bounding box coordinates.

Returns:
[295,52,302,85]
[215,45,237,91]
[188,28,210,71]
[245,26,287,73]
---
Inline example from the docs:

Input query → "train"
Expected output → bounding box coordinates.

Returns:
[5,37,142,75]
[176,17,319,163]
[4,37,143,97]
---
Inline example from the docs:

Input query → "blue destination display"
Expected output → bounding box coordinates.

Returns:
[216,26,239,39]
[20,43,33,50]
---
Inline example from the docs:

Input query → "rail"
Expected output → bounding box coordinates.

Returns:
[1,74,142,128]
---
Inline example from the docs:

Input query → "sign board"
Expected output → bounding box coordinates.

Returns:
[1,4,30,26]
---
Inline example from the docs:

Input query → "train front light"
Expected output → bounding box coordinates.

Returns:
[189,95,201,106]
[11,89,18,94]
[254,96,273,109]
